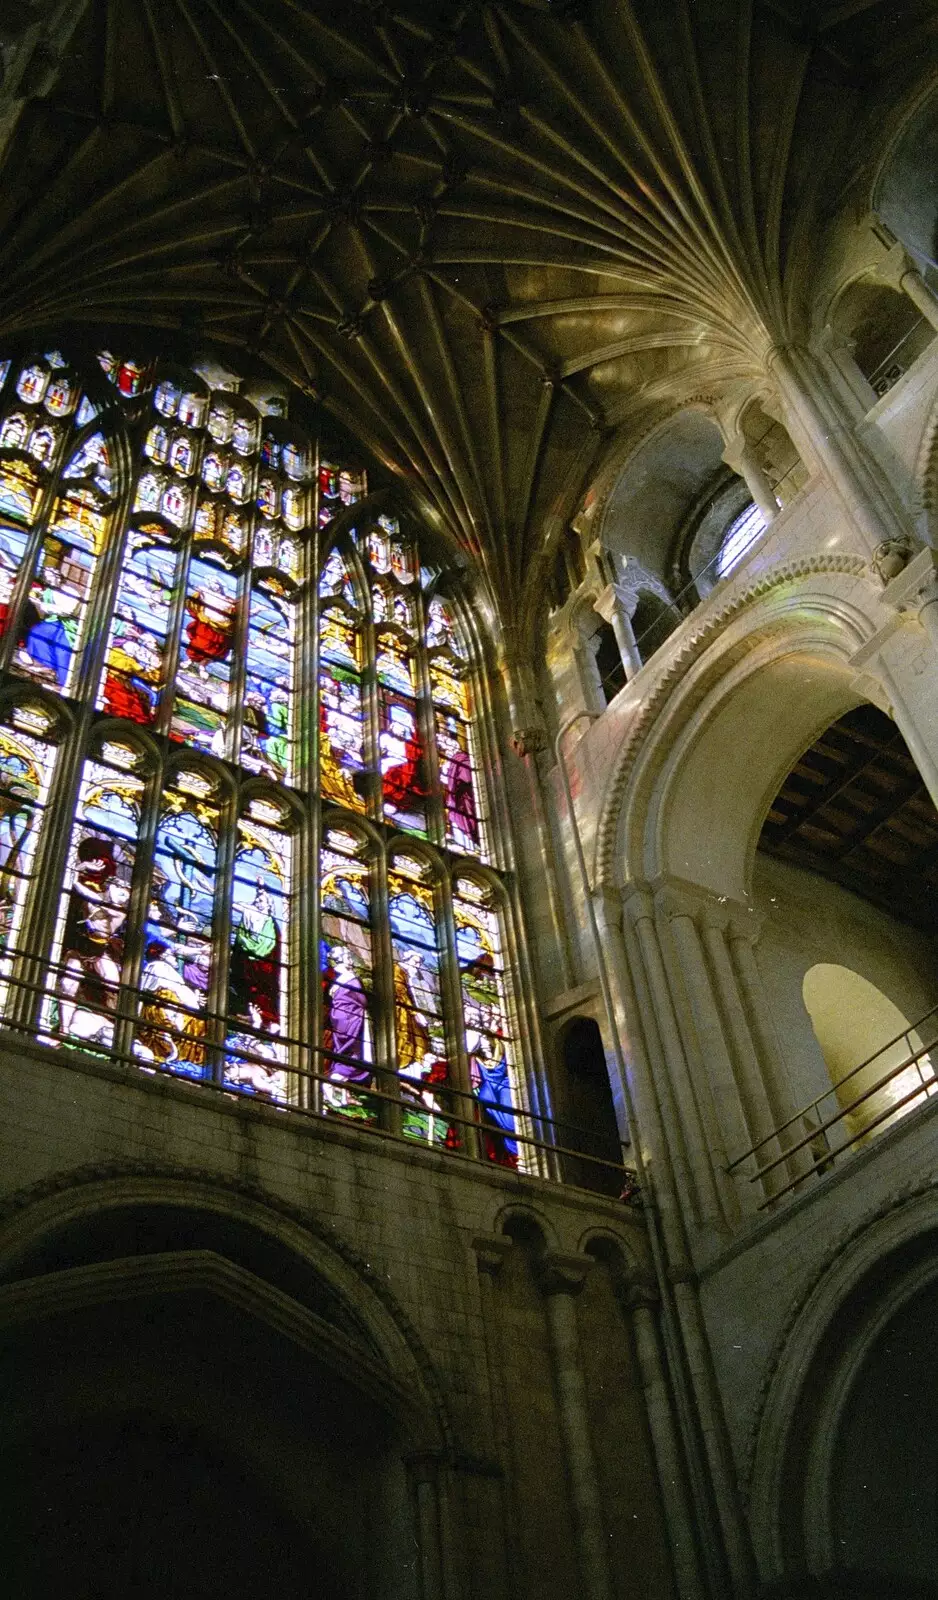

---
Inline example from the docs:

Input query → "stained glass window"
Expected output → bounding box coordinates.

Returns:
[0,347,530,1173]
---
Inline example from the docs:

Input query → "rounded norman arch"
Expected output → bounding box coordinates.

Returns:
[596,569,885,899]
[749,1189,938,1593]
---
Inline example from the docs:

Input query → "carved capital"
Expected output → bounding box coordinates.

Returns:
[879,545,937,613]
[621,883,656,930]
[537,1250,594,1298]
[726,909,764,946]
[653,882,697,924]
[472,1235,514,1276]
[510,725,547,758]
[625,1271,659,1313]
[594,580,639,625]
[871,535,915,586]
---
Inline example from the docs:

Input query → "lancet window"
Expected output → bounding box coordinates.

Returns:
[0,347,528,1170]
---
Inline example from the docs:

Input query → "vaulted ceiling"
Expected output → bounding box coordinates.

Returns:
[0,0,933,638]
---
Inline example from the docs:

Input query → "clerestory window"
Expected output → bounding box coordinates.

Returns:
[0,346,525,1169]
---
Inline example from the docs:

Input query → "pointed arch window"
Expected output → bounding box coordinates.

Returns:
[0,345,537,1177]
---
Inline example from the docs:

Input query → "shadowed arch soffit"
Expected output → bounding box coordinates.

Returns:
[0,0,932,636]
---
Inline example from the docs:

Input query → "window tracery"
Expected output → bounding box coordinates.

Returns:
[0,346,526,1171]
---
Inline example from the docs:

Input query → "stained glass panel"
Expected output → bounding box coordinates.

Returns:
[171,548,242,754]
[241,577,295,784]
[135,766,219,1076]
[320,604,365,809]
[44,739,146,1051]
[0,701,58,993]
[454,876,519,1168]
[320,826,375,1122]
[224,796,292,1100]
[388,854,454,1147]
[98,522,181,726]
[11,483,110,695]
[318,461,366,527]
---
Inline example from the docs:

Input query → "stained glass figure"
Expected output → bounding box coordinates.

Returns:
[378,635,426,833]
[388,853,454,1146]
[171,548,242,755]
[319,555,365,808]
[135,766,219,1076]
[431,660,484,856]
[44,738,146,1051]
[241,577,295,783]
[320,826,375,1121]
[225,795,291,1100]
[99,352,151,398]
[318,461,366,527]
[0,701,58,994]
[0,345,523,1160]
[11,446,112,695]
[0,524,31,636]
[453,875,519,1168]
[97,521,181,726]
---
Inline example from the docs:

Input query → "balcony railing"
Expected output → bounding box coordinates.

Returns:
[0,951,637,1202]
[727,1001,938,1208]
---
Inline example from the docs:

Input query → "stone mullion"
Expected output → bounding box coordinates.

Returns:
[301,517,321,1112]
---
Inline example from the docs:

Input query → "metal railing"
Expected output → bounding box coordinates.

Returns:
[727,1001,938,1208]
[0,951,638,1201]
[868,315,929,397]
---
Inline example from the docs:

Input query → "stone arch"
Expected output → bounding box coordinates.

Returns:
[0,1163,451,1453]
[749,1189,938,1590]
[596,567,878,898]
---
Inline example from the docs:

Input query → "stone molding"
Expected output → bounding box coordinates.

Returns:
[0,1159,455,1450]
[742,1173,938,1506]
[536,1249,595,1297]
[471,1235,514,1276]
[593,553,870,887]
[0,1247,414,1419]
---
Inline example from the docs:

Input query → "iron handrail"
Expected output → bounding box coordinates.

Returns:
[726,999,938,1172]
[0,951,638,1194]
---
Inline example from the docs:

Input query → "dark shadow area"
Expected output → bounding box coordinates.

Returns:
[558,1016,624,1196]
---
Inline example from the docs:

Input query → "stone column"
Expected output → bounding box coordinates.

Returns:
[407,1451,446,1600]
[472,1236,516,1600]
[766,341,911,553]
[655,885,752,1222]
[594,581,642,678]
[624,887,726,1233]
[722,437,778,523]
[538,1252,612,1600]
[627,1275,706,1600]
[698,908,780,1193]
[593,887,691,1263]
[898,264,938,333]
[727,917,816,1183]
